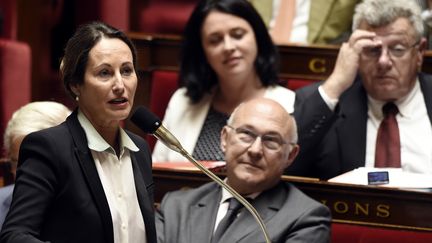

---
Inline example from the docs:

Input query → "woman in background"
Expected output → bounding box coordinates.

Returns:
[152,0,295,162]
[0,22,156,243]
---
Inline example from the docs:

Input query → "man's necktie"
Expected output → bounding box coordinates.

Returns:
[375,102,401,168]
[270,0,296,44]
[212,198,243,243]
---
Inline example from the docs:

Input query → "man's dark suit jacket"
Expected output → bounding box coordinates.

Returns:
[156,181,331,243]
[0,110,157,243]
[288,73,432,180]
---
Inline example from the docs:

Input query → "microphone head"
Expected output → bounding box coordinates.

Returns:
[130,106,162,134]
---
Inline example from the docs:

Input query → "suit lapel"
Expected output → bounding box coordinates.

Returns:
[336,79,368,171]
[308,0,335,43]
[130,150,157,242]
[221,183,287,242]
[66,111,114,243]
[189,185,221,243]
[419,73,432,123]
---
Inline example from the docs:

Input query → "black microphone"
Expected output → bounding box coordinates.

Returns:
[131,106,184,154]
[130,106,271,243]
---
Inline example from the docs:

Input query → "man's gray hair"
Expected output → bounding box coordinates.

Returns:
[3,101,71,152]
[352,0,424,40]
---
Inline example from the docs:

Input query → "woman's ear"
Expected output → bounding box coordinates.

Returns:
[70,85,80,97]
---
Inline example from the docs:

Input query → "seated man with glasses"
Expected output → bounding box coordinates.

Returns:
[288,0,432,180]
[155,98,331,243]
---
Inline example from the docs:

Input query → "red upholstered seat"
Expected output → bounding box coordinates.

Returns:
[149,70,179,120]
[332,223,432,243]
[75,0,130,30]
[0,1,31,156]
[136,0,198,34]
[285,79,318,91]
[148,70,180,150]
[0,0,17,39]
[0,38,32,155]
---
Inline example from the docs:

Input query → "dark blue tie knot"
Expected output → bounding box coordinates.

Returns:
[212,198,244,243]
[227,198,242,211]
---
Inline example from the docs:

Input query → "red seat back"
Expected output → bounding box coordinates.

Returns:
[285,79,318,91]
[0,38,32,156]
[148,70,180,150]
[75,0,130,30]
[136,0,198,34]
[0,0,17,39]
[332,223,432,243]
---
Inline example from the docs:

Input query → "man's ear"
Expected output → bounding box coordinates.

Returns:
[220,126,228,153]
[284,144,300,168]
[417,37,427,68]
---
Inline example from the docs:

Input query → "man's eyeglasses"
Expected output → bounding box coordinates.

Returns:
[226,125,294,152]
[362,41,420,60]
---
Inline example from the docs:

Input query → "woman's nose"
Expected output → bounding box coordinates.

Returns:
[223,36,235,52]
[113,73,125,92]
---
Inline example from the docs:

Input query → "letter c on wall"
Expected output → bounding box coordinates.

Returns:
[309,58,326,73]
